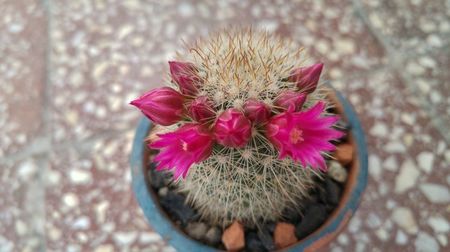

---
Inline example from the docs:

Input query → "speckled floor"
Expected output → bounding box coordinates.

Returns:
[1,0,449,251]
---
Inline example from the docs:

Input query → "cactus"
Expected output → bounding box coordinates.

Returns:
[132,29,343,228]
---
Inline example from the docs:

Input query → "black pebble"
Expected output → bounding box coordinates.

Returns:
[318,178,342,213]
[148,163,170,189]
[257,227,275,251]
[265,221,276,234]
[295,204,327,240]
[282,207,302,224]
[325,178,342,206]
[246,232,268,252]
[159,191,196,226]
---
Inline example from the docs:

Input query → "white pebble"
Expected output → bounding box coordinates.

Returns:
[415,232,439,252]
[392,207,418,234]
[113,232,137,246]
[395,159,420,193]
[69,169,92,184]
[416,152,434,173]
[420,183,450,203]
[395,230,408,245]
[63,193,79,208]
[428,216,450,233]
[72,216,90,230]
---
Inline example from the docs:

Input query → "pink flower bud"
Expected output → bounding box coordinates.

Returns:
[275,91,306,112]
[169,61,200,96]
[214,109,252,148]
[243,99,271,124]
[290,63,324,93]
[130,87,184,126]
[188,96,215,123]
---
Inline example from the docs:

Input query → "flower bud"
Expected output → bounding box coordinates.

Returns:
[214,109,251,148]
[275,91,306,112]
[243,99,270,124]
[130,87,184,126]
[290,63,324,93]
[169,61,200,96]
[188,96,215,123]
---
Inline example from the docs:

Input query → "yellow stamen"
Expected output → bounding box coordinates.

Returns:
[290,128,304,144]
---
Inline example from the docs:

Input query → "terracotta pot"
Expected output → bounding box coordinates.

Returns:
[130,87,368,251]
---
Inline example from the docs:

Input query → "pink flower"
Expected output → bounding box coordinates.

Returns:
[149,124,214,179]
[214,109,252,148]
[265,101,344,171]
[243,99,271,124]
[188,96,215,123]
[169,61,200,96]
[275,91,307,112]
[290,63,324,93]
[130,87,184,126]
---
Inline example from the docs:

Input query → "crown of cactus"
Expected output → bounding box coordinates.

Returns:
[131,30,344,227]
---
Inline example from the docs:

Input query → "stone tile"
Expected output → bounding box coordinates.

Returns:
[0,157,46,251]
[45,132,168,251]
[401,50,450,141]
[0,0,47,157]
[360,0,450,53]
[320,69,449,251]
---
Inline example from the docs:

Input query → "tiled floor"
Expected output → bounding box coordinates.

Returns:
[1,0,449,251]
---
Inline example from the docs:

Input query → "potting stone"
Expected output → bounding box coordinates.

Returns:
[157,187,168,197]
[282,207,303,224]
[328,160,348,183]
[159,191,196,225]
[264,221,276,234]
[246,232,267,252]
[274,222,298,249]
[257,225,276,251]
[295,204,328,239]
[335,143,353,165]
[321,177,342,207]
[204,226,222,245]
[186,222,208,240]
[148,164,170,189]
[222,221,245,251]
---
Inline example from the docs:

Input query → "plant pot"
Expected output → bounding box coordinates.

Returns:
[130,87,368,251]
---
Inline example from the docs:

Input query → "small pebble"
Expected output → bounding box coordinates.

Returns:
[328,161,348,183]
[257,226,275,251]
[204,226,222,245]
[295,204,327,239]
[148,164,170,189]
[334,143,353,165]
[246,232,267,252]
[158,187,168,197]
[322,178,342,207]
[222,221,245,251]
[186,222,208,240]
[159,192,196,225]
[274,222,298,249]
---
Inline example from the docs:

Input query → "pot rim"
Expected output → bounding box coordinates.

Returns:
[130,87,368,252]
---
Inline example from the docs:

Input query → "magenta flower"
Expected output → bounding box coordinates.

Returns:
[290,63,324,94]
[243,99,271,124]
[275,91,307,112]
[150,124,214,179]
[214,109,252,148]
[130,87,184,126]
[188,96,215,123]
[265,101,344,171]
[169,61,200,96]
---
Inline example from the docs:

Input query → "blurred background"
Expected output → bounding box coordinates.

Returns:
[0,0,449,251]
